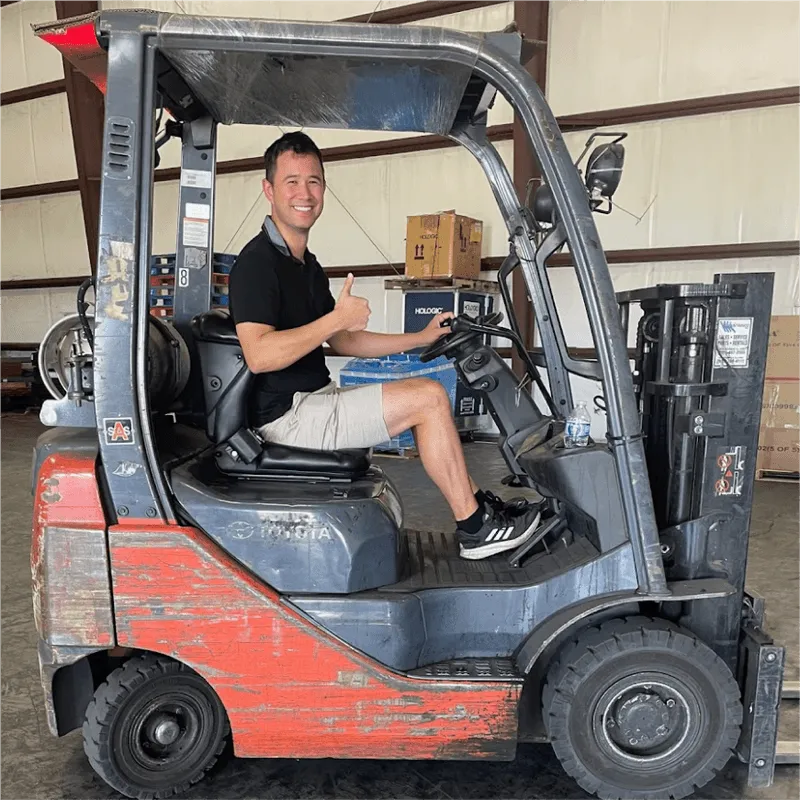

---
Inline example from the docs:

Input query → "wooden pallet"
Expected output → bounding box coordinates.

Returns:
[373,446,419,460]
[384,276,499,293]
[756,468,799,483]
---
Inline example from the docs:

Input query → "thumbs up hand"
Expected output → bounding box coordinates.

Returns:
[335,273,371,332]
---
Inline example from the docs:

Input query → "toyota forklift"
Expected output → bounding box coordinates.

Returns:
[30,9,796,800]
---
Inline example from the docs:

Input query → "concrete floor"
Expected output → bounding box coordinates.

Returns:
[2,413,798,799]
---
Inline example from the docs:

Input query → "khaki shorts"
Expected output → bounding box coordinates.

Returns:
[257,382,391,450]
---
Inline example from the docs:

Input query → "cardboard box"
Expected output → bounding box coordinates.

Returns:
[765,315,800,378]
[405,211,483,279]
[756,316,800,476]
[757,380,799,474]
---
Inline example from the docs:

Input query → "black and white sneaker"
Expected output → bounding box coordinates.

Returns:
[457,504,542,561]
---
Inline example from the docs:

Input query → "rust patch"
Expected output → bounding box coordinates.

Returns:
[109,523,521,761]
[100,241,134,322]
[32,453,113,647]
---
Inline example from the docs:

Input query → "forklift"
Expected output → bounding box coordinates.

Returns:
[30,9,797,800]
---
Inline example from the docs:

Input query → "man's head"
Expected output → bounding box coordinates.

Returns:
[262,132,325,234]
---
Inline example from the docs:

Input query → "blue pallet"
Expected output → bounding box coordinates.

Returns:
[212,294,229,307]
[340,354,457,452]
[148,252,237,272]
[150,297,174,308]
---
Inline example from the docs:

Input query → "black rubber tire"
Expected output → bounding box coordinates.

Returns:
[542,616,742,800]
[83,654,229,800]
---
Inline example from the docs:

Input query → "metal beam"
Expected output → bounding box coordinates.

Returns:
[54,1,103,275]
[511,0,548,378]
[1,275,88,291]
[8,241,795,291]
[0,79,66,106]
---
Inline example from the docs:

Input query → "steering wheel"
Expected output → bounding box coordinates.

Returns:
[419,311,504,363]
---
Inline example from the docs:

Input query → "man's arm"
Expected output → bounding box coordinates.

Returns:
[329,313,452,359]
[236,272,371,374]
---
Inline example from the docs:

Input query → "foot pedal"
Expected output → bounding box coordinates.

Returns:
[407,658,523,682]
[508,512,565,568]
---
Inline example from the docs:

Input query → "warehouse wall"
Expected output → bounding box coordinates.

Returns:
[545,0,800,438]
[1,1,515,344]
[1,1,798,442]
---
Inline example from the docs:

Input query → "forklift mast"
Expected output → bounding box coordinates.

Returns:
[619,275,773,667]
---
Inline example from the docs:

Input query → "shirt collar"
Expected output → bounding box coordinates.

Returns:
[262,215,291,258]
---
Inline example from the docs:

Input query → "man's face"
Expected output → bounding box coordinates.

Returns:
[262,150,325,233]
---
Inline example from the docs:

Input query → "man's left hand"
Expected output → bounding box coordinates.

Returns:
[419,312,455,346]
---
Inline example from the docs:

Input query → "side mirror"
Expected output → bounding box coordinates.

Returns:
[585,142,625,199]
[531,184,555,226]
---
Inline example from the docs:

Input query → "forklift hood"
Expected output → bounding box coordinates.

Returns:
[34,10,522,132]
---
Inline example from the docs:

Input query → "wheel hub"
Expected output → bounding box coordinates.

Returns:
[613,692,672,747]
[151,715,181,746]
[597,676,692,763]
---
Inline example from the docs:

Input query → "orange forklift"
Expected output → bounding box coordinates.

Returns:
[31,8,796,800]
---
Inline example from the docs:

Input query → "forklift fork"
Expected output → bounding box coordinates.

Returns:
[737,589,800,784]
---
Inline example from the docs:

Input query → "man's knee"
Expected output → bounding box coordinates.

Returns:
[408,378,451,415]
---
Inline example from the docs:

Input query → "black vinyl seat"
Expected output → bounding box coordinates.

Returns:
[191,309,370,480]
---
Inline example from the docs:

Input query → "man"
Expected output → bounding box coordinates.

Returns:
[229,132,541,560]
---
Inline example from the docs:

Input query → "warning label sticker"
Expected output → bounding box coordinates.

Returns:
[180,169,213,189]
[713,445,747,497]
[182,219,209,248]
[714,317,753,369]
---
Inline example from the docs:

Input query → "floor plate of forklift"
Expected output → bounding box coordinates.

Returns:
[385,531,598,591]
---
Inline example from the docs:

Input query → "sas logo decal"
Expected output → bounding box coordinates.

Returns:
[104,418,135,446]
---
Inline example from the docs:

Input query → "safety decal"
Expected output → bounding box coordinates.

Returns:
[104,418,135,446]
[714,317,753,369]
[713,445,747,497]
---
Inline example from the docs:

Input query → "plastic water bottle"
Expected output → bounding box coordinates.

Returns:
[565,401,591,449]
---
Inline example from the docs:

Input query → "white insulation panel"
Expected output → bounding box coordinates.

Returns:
[1,93,78,188]
[1,192,90,281]
[0,0,64,93]
[563,105,800,250]
[1,287,81,343]
[548,0,800,116]
[150,138,515,265]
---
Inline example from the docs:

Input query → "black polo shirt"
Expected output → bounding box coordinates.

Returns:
[229,218,336,427]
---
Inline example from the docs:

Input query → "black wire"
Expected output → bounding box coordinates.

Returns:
[77,277,95,350]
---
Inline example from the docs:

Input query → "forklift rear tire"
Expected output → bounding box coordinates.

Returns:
[82,654,229,800]
[542,616,742,800]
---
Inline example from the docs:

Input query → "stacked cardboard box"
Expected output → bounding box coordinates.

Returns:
[405,211,483,279]
[756,315,800,478]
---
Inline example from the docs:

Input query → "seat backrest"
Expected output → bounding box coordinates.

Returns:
[190,310,254,443]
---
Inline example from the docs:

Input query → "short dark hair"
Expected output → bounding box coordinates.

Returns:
[263,132,325,184]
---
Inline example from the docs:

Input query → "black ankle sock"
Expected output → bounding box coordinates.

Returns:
[457,503,485,535]
[475,489,488,506]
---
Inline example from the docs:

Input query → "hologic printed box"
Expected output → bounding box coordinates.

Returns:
[405,211,483,279]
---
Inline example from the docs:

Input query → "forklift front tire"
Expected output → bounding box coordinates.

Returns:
[542,616,743,800]
[82,654,229,800]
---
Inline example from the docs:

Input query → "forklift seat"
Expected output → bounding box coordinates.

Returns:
[191,310,370,480]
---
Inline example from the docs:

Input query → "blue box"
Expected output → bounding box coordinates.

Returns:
[340,354,457,452]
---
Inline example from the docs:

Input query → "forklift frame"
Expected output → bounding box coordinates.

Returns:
[38,8,667,596]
